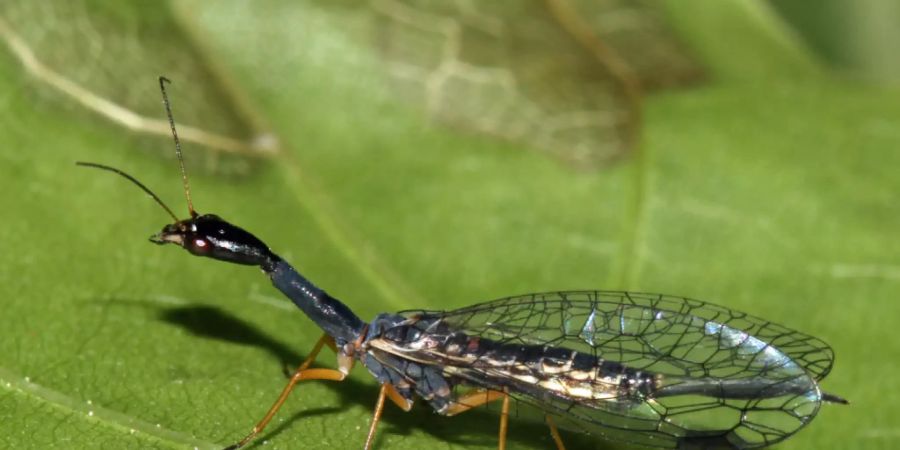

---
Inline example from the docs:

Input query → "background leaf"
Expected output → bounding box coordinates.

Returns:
[372,0,641,168]
[561,0,705,90]
[768,0,900,83]
[371,0,702,168]
[1,1,897,449]
[0,0,276,173]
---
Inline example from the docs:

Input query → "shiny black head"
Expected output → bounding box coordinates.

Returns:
[150,214,276,267]
[79,78,280,270]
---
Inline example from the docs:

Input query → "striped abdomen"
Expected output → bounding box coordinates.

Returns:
[371,323,661,406]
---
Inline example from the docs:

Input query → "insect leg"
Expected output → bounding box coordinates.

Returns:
[361,384,412,449]
[226,335,344,450]
[499,391,510,450]
[444,389,507,416]
[384,383,414,411]
[442,389,511,450]
[281,336,338,378]
[545,415,567,450]
[364,384,389,450]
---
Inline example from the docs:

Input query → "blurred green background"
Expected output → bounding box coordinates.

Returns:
[0,1,897,449]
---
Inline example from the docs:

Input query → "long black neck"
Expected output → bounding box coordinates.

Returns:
[262,255,366,345]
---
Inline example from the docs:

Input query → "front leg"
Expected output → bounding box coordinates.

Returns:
[226,334,351,450]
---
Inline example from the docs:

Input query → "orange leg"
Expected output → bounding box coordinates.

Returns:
[384,384,413,412]
[226,335,346,450]
[443,389,511,450]
[445,389,507,416]
[282,337,338,377]
[498,392,510,450]
[364,385,389,450]
[362,383,413,449]
[545,415,567,450]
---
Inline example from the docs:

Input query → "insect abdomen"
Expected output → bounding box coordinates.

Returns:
[418,329,659,404]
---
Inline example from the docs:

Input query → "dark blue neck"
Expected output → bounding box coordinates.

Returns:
[263,256,365,344]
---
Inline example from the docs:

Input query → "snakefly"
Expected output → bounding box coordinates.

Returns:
[79,77,847,449]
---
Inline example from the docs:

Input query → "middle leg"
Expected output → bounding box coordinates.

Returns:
[444,389,511,450]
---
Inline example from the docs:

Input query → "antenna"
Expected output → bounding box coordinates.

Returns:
[158,76,196,218]
[75,162,180,223]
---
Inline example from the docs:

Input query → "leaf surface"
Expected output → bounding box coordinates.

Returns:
[0,1,897,449]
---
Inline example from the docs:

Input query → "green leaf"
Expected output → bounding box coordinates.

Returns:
[0,1,277,171]
[768,0,900,82]
[1,0,897,449]
[370,0,702,168]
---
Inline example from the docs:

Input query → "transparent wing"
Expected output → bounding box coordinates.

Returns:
[397,291,836,448]
[401,291,834,381]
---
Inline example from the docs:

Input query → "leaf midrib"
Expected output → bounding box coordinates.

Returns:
[0,365,217,449]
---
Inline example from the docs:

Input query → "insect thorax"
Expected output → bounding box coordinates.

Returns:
[360,313,455,413]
